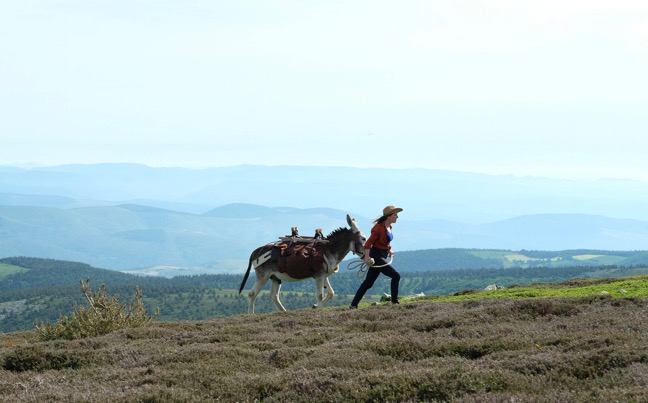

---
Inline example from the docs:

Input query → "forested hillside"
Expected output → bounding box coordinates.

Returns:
[393,248,643,271]
[1,256,647,332]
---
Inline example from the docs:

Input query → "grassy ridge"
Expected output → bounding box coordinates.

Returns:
[0,275,646,402]
[430,276,648,301]
[465,249,630,268]
[0,263,26,279]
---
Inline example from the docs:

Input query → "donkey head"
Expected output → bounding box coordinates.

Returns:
[346,214,366,257]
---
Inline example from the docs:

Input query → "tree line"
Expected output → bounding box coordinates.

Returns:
[1,256,646,332]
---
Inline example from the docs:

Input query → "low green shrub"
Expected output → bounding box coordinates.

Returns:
[34,278,159,341]
[2,345,86,372]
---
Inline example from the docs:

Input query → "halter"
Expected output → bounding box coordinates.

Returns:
[350,226,366,258]
[352,238,365,257]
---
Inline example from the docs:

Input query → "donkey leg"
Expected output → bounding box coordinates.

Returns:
[269,278,287,312]
[312,277,326,308]
[313,277,324,309]
[247,273,271,314]
[321,276,335,305]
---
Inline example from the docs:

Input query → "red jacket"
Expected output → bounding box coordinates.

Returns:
[364,222,393,252]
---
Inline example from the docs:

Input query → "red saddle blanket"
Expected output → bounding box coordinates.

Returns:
[273,241,326,279]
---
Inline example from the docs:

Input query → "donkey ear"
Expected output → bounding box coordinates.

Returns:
[346,214,354,227]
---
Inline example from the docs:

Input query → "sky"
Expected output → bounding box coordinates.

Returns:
[1,1,648,181]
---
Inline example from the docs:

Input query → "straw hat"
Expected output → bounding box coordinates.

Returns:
[382,205,403,217]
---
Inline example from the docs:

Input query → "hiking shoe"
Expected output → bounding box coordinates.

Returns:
[349,305,358,309]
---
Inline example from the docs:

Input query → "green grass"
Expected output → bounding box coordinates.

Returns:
[572,254,626,265]
[467,250,628,268]
[572,254,603,260]
[468,250,509,259]
[417,275,648,303]
[0,263,26,278]
[504,253,541,262]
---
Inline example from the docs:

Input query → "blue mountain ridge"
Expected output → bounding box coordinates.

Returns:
[1,164,648,272]
[1,202,648,272]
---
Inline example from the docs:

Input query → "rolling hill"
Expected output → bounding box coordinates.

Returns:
[2,202,648,271]
[2,164,648,271]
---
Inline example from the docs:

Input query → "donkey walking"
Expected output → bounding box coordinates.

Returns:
[238,214,366,314]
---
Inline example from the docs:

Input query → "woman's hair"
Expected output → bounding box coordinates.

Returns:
[373,215,390,224]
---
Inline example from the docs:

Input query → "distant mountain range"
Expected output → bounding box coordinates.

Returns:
[1,202,648,273]
[1,164,648,272]
[2,163,648,223]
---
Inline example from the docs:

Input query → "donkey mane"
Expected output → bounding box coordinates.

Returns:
[326,227,348,240]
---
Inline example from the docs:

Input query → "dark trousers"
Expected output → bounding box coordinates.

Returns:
[351,247,400,306]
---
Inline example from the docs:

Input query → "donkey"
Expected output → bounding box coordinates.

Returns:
[238,214,366,314]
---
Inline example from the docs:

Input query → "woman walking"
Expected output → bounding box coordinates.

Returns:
[350,205,402,308]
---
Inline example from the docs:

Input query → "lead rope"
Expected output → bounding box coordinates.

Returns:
[346,256,394,278]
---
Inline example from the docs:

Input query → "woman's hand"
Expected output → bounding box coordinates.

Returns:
[364,251,372,263]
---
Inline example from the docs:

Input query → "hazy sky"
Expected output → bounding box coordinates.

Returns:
[2,1,647,181]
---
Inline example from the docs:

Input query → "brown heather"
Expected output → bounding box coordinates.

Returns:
[1,295,647,402]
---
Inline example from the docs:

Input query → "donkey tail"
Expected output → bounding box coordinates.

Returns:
[238,260,253,294]
[239,245,273,294]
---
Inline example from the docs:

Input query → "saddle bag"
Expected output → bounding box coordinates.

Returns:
[272,241,326,279]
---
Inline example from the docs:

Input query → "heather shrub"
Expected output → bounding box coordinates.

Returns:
[560,348,648,379]
[35,278,159,341]
[366,334,439,361]
[2,345,86,372]
[268,348,311,369]
[0,276,646,402]
[411,317,457,331]
[513,299,581,317]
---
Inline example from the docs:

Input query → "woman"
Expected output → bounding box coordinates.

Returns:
[350,205,402,308]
